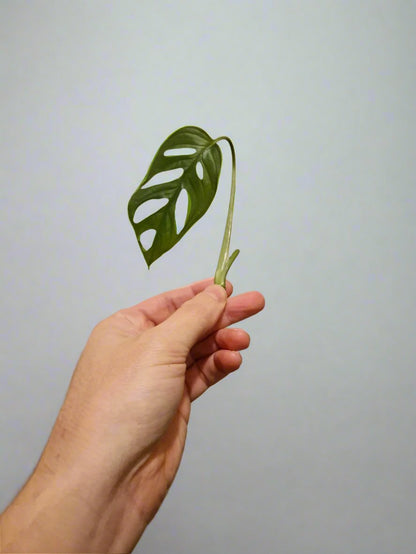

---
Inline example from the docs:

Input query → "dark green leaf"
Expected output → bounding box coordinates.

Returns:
[128,126,222,267]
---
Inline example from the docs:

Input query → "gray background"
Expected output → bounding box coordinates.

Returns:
[1,1,415,553]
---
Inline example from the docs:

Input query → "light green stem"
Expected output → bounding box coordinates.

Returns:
[212,136,239,288]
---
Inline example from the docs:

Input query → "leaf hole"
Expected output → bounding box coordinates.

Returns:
[141,168,184,189]
[164,147,197,157]
[133,198,169,224]
[175,189,189,234]
[140,229,156,251]
[196,161,204,180]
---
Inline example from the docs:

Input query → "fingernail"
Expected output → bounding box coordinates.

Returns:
[205,285,227,302]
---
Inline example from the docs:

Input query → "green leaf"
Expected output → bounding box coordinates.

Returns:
[128,126,222,267]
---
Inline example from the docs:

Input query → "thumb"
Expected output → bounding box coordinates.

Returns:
[157,285,227,351]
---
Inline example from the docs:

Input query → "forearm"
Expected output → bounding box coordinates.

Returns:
[0,459,145,553]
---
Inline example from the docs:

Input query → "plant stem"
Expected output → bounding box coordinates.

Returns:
[212,136,240,288]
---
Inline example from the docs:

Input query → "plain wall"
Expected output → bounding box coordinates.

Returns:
[1,1,415,553]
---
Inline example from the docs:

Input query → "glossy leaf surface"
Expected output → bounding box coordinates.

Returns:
[128,126,222,267]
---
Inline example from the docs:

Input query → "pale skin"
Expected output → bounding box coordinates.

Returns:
[0,279,264,553]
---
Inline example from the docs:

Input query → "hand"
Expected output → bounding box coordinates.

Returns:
[1,279,264,553]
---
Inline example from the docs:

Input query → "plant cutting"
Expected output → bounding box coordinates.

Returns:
[128,126,239,287]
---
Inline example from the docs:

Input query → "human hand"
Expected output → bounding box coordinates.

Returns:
[1,279,264,553]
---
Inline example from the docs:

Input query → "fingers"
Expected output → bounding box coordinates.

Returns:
[188,327,250,364]
[156,285,228,351]
[122,278,233,327]
[185,350,243,401]
[183,292,264,401]
[215,291,265,330]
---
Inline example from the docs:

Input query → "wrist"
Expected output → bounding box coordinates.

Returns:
[1,460,146,553]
